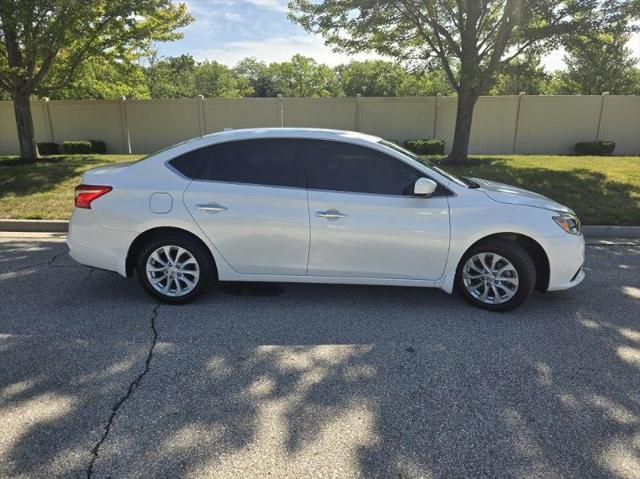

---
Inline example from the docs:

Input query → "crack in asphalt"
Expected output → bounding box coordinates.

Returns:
[9,250,69,273]
[86,302,161,479]
[5,249,97,279]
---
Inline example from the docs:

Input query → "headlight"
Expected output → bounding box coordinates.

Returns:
[553,212,581,235]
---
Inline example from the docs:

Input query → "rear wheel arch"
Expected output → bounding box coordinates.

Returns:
[458,233,550,293]
[126,226,217,279]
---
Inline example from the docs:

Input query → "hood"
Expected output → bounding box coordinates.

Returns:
[471,177,574,214]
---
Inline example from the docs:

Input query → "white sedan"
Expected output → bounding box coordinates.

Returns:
[67,128,585,311]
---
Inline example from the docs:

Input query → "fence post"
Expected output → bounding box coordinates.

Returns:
[197,95,206,136]
[119,96,132,154]
[596,91,609,141]
[355,94,362,131]
[512,92,525,154]
[433,93,442,138]
[42,97,55,143]
[277,94,284,127]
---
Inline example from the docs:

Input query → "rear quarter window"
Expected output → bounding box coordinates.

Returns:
[168,147,209,179]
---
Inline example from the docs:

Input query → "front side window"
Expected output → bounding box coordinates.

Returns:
[305,140,424,196]
[379,140,468,188]
[170,139,305,188]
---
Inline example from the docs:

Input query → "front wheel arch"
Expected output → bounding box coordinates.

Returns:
[457,233,550,293]
[126,226,217,280]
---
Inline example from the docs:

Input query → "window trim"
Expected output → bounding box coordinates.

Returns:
[165,158,194,181]
[166,136,452,197]
[301,138,451,198]
[167,138,307,190]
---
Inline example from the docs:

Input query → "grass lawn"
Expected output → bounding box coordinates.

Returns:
[0,154,639,225]
[0,155,143,220]
[428,155,640,225]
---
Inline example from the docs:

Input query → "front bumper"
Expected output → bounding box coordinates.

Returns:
[538,233,586,291]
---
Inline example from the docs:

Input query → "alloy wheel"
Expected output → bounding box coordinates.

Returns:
[462,253,519,305]
[145,245,200,297]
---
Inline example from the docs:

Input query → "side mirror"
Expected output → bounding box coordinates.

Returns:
[414,177,438,196]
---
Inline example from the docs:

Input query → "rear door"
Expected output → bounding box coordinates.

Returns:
[304,140,450,280]
[182,139,310,276]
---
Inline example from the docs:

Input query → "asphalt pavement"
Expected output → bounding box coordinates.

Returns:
[1,235,639,478]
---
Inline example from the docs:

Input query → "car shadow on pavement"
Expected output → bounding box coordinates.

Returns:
[1,240,639,477]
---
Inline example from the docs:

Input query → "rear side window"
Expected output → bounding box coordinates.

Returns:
[170,139,304,189]
[304,140,423,196]
[169,147,209,179]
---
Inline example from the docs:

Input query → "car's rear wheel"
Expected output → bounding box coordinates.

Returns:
[456,239,536,312]
[136,233,212,304]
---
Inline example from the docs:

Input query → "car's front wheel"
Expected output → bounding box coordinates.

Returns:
[456,239,536,312]
[136,233,212,304]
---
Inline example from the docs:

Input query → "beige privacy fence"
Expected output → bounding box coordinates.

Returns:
[0,94,638,156]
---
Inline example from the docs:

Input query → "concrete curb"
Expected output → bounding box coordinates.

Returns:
[582,225,640,239]
[1,220,639,239]
[0,219,68,233]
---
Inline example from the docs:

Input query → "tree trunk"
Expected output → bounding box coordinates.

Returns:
[447,88,479,162]
[13,92,39,159]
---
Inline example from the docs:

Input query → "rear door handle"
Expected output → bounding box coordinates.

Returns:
[316,209,348,219]
[196,203,228,213]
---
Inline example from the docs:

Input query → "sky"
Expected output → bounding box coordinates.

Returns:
[156,0,640,71]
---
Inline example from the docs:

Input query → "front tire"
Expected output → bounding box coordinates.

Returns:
[136,233,212,304]
[456,239,536,312]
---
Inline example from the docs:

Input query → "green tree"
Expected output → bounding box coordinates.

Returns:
[146,54,197,98]
[48,59,151,100]
[263,55,341,97]
[336,60,408,96]
[290,0,637,161]
[490,54,550,95]
[336,60,455,96]
[398,68,455,96]
[233,57,272,97]
[146,55,254,98]
[0,0,191,159]
[551,22,640,95]
[196,61,253,98]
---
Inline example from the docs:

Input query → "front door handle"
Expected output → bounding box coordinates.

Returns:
[196,203,228,213]
[316,209,348,219]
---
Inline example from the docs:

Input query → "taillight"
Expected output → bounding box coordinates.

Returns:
[74,185,112,209]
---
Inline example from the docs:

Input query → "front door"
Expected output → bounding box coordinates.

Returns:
[183,139,309,276]
[304,140,450,280]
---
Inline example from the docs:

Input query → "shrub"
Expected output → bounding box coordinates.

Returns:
[89,140,107,154]
[37,142,59,155]
[61,140,107,154]
[62,141,92,154]
[575,141,615,156]
[403,138,446,155]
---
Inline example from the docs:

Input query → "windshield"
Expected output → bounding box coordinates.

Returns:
[378,140,470,188]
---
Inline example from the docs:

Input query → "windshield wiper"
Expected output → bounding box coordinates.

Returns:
[462,177,481,189]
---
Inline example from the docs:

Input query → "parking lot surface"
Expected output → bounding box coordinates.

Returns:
[1,235,639,478]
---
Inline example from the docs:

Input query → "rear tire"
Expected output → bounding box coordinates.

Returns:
[136,233,212,304]
[456,239,536,312]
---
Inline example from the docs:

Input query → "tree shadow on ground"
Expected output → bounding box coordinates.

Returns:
[2,241,640,477]
[0,156,122,198]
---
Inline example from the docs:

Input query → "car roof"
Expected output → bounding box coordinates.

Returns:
[142,127,392,171]
[198,127,383,144]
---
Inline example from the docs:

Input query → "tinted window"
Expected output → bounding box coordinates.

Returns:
[306,140,423,196]
[170,139,304,188]
[169,147,209,179]
[205,139,304,188]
